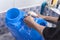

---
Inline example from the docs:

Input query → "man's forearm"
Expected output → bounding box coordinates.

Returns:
[44,16,58,23]
[38,14,59,23]
[30,21,45,34]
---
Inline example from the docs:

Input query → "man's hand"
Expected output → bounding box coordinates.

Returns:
[28,11,45,18]
[24,16,35,28]
[28,11,39,17]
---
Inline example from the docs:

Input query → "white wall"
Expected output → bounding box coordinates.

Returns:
[0,0,14,13]
[0,0,49,12]
[15,0,46,9]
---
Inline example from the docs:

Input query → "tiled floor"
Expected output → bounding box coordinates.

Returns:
[0,6,59,40]
[0,32,15,40]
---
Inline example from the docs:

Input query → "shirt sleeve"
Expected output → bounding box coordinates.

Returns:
[43,27,57,40]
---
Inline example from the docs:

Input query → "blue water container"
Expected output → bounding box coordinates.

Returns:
[5,8,47,40]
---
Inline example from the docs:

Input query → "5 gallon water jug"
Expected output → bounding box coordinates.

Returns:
[5,8,47,40]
